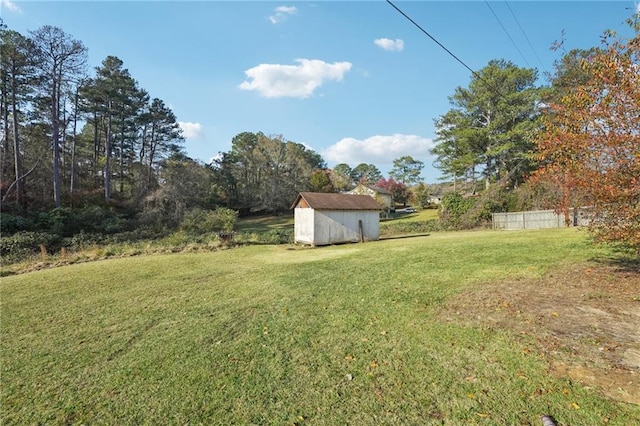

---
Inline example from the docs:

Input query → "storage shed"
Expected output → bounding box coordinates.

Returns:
[291,192,382,246]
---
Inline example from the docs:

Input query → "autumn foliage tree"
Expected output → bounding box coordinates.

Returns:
[535,18,640,252]
[375,176,409,206]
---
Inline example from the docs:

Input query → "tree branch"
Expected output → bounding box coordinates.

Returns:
[1,159,40,204]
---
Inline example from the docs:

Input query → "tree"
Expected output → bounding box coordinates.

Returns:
[0,29,38,211]
[213,132,324,213]
[546,48,600,101]
[142,153,215,227]
[389,155,424,186]
[81,56,145,202]
[309,169,334,193]
[141,98,184,186]
[331,163,353,191]
[375,176,409,206]
[534,19,640,252]
[253,134,323,212]
[412,183,433,209]
[351,163,382,185]
[432,60,541,191]
[31,26,87,208]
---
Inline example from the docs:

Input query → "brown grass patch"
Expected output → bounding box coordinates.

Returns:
[441,262,640,405]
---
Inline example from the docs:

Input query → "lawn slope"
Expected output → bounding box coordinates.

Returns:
[2,228,638,424]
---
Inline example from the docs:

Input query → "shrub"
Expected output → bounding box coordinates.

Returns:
[0,214,28,234]
[65,231,105,250]
[74,206,129,234]
[0,231,60,263]
[439,192,474,229]
[48,208,78,237]
[259,229,293,244]
[380,219,443,237]
[180,207,237,235]
[27,210,54,232]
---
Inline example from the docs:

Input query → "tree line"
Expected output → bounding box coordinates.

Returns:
[2,15,638,253]
[2,23,421,230]
[430,15,639,252]
[1,25,185,214]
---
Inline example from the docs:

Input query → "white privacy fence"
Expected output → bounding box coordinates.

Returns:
[492,209,590,230]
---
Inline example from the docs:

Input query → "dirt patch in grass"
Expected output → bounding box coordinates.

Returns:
[441,262,640,405]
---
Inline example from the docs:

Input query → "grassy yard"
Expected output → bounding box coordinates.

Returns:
[387,208,439,223]
[236,214,294,233]
[2,228,638,424]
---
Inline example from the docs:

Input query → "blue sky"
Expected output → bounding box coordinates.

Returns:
[2,1,638,182]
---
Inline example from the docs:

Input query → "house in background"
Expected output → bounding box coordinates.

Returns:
[291,192,382,246]
[428,195,442,205]
[347,184,393,213]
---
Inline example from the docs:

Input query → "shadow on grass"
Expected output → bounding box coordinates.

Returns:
[379,233,431,240]
[592,250,640,273]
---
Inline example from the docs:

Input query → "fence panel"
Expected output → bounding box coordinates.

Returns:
[492,209,582,230]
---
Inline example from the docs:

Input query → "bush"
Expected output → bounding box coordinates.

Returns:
[259,229,293,244]
[380,219,443,237]
[65,231,105,250]
[48,208,78,237]
[233,229,293,245]
[439,192,474,229]
[0,231,60,263]
[74,206,129,234]
[27,210,55,232]
[180,207,237,235]
[0,214,28,234]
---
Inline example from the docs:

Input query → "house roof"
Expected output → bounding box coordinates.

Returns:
[347,184,392,196]
[368,185,392,195]
[291,192,382,211]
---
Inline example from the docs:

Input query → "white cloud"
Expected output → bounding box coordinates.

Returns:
[269,5,297,24]
[374,38,404,52]
[0,0,21,13]
[636,1,640,14]
[275,5,297,14]
[178,122,204,140]
[323,134,434,165]
[239,59,352,98]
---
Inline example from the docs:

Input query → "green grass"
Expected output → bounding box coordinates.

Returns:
[236,214,295,233]
[2,228,638,424]
[387,208,439,223]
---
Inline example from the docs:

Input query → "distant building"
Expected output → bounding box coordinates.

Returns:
[347,184,393,212]
[291,192,382,246]
[428,195,442,205]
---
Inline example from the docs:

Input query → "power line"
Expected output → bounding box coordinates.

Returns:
[484,0,531,67]
[504,1,546,70]
[385,0,509,102]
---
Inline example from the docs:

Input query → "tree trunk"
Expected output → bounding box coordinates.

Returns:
[70,84,79,207]
[92,110,99,178]
[485,157,491,190]
[104,103,112,203]
[10,63,25,211]
[1,73,11,184]
[52,75,62,208]
[119,114,125,193]
[562,171,571,227]
[147,122,156,187]
[471,164,477,195]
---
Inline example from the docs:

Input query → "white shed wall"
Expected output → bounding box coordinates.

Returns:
[313,210,379,245]
[294,208,380,246]
[294,208,316,244]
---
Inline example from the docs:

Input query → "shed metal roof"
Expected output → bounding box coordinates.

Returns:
[291,192,382,211]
